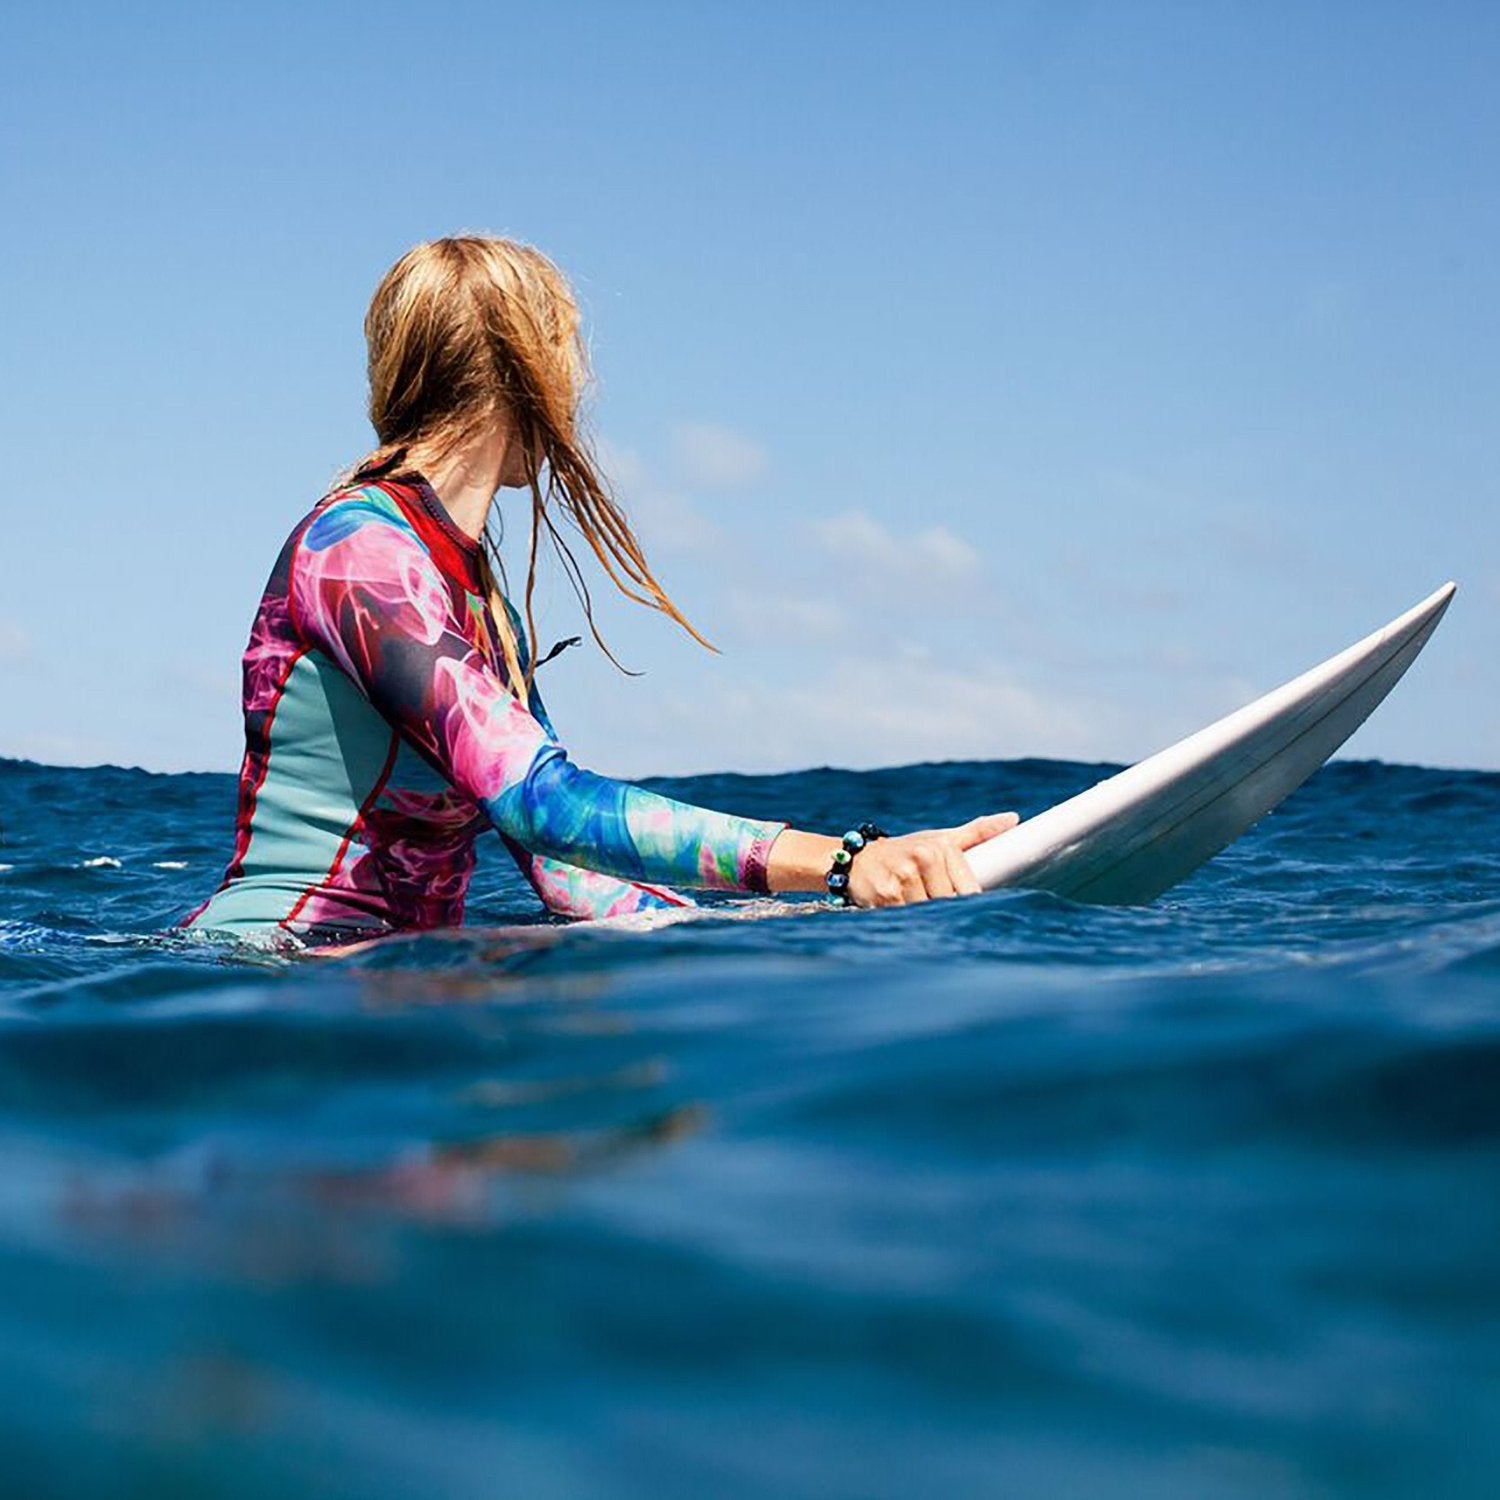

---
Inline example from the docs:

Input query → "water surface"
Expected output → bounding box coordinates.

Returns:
[2,755,1498,1498]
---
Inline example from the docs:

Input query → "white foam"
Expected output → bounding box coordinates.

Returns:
[80,856,122,869]
[152,861,188,870]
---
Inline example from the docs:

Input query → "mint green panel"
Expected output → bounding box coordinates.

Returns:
[189,654,397,934]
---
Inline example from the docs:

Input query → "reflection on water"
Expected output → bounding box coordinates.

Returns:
[50,954,707,1280]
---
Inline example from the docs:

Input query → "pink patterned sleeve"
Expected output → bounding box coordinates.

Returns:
[289,493,785,893]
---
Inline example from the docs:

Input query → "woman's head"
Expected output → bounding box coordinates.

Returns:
[353,235,708,683]
[364,236,583,475]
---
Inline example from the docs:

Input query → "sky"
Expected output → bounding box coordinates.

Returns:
[2,0,1496,777]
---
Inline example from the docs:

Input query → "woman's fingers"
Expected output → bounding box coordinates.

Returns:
[846,816,1018,907]
[946,843,981,896]
[883,843,933,904]
[951,812,1020,849]
[910,840,956,900]
[857,837,962,904]
[899,858,929,903]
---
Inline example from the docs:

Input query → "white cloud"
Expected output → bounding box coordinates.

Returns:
[597,436,725,559]
[595,437,648,494]
[774,653,1100,765]
[578,646,1128,778]
[626,485,724,557]
[528,562,1388,778]
[809,509,982,582]
[668,422,770,492]
[725,587,848,638]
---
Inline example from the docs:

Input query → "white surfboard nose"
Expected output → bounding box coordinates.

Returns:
[1381,581,1456,642]
[964,582,1459,904]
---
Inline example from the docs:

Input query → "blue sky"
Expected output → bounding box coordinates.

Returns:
[2,1,1496,775]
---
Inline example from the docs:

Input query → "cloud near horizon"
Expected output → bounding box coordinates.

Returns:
[666,422,770,492]
[572,639,1133,781]
[809,510,983,584]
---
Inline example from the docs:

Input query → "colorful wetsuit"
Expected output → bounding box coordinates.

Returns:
[183,476,783,945]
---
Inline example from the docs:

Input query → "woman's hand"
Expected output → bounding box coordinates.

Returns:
[765,813,1021,906]
[846,814,1020,907]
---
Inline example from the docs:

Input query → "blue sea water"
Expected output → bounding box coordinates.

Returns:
[1,754,1499,1499]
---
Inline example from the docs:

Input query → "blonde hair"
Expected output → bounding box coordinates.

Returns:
[351,235,707,695]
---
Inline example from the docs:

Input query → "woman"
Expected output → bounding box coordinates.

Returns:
[183,236,1017,947]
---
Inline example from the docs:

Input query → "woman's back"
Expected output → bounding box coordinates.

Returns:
[185,480,497,943]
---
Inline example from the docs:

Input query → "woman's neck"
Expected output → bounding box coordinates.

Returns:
[418,425,518,541]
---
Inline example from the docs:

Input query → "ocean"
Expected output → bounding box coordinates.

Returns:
[1,754,1498,1499]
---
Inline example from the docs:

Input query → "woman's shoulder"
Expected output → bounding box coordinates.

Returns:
[298,480,422,553]
[282,475,479,606]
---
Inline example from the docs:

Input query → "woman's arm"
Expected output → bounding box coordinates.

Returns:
[504,838,692,918]
[290,494,782,891]
[509,652,696,916]
[511,613,1022,907]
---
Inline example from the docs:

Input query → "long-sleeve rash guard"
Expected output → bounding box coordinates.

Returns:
[183,476,784,945]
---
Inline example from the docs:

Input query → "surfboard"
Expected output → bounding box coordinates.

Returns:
[963,582,1457,905]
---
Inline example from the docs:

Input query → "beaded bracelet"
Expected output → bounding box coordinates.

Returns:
[825,823,888,905]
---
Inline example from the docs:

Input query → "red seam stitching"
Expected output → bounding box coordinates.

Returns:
[216,643,310,894]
